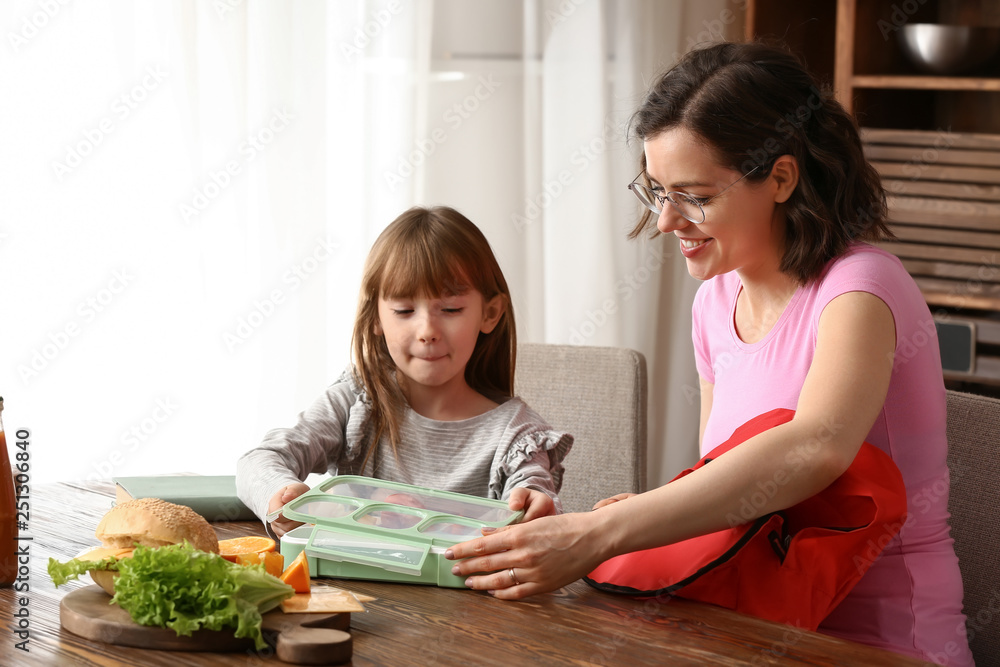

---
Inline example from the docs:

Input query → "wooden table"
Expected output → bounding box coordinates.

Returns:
[1,482,931,666]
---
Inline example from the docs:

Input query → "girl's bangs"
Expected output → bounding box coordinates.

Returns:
[378,244,473,299]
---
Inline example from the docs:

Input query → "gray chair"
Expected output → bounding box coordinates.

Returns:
[946,389,1000,665]
[515,343,647,513]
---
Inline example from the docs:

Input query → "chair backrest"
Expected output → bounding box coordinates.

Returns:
[946,389,1000,664]
[515,343,647,513]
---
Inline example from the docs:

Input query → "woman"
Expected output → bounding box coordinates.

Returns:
[446,42,972,665]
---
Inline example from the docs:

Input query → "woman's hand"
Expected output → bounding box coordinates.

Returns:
[592,493,636,510]
[445,511,609,600]
[507,487,556,521]
[267,482,310,537]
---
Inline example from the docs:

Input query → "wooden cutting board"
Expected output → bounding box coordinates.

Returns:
[60,585,352,664]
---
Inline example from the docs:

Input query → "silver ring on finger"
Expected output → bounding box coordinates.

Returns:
[508,567,521,586]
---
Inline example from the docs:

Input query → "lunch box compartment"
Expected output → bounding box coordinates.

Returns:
[278,475,521,587]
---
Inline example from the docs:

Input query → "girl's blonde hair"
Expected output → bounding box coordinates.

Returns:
[351,206,516,468]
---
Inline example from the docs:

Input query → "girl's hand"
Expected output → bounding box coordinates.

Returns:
[267,482,310,537]
[593,493,637,510]
[445,511,608,600]
[507,487,556,521]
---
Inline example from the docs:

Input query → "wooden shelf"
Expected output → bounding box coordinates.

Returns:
[852,75,1000,91]
[748,1,1000,392]
[830,0,1000,130]
[945,363,1000,387]
[863,126,1000,149]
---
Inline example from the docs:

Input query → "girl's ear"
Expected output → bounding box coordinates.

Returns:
[480,295,505,334]
[373,318,383,336]
[771,155,799,204]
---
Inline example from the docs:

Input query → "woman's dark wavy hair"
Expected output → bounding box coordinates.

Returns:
[628,41,892,284]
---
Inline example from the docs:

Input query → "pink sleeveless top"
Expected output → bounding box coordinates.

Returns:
[692,244,972,665]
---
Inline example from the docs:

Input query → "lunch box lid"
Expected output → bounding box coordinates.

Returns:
[304,523,432,576]
[276,476,522,574]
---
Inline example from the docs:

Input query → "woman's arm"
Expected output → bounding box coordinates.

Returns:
[699,376,714,449]
[447,291,896,599]
[601,290,895,553]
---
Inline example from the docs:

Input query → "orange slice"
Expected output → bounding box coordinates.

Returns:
[262,551,285,577]
[235,551,285,577]
[280,550,311,593]
[218,536,277,562]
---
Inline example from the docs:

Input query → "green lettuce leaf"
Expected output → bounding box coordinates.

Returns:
[50,542,294,651]
[47,555,121,586]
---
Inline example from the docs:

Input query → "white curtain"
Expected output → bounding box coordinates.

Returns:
[4,0,735,489]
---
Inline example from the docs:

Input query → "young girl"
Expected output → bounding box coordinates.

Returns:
[237,206,573,538]
[447,42,972,665]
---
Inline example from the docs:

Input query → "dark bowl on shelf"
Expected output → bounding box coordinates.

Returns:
[899,24,1000,75]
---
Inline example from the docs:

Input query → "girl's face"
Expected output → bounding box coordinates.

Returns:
[643,127,787,283]
[376,289,503,398]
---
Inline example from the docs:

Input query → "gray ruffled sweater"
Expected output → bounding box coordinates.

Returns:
[236,369,573,535]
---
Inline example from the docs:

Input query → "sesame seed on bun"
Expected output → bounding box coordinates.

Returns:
[95,497,220,554]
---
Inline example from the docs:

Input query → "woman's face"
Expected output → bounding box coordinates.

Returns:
[643,128,785,283]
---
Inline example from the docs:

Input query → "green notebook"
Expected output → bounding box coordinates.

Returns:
[113,475,255,522]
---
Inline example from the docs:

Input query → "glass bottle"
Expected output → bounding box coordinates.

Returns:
[0,397,16,586]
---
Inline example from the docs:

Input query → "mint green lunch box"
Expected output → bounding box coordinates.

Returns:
[275,476,523,587]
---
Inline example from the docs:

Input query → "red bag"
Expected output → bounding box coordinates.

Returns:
[585,408,907,630]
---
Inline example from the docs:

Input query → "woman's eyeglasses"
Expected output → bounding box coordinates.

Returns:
[628,166,760,224]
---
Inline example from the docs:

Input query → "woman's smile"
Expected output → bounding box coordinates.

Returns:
[678,236,713,258]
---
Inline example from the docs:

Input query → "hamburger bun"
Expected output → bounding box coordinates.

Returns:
[96,497,220,554]
[75,546,135,595]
